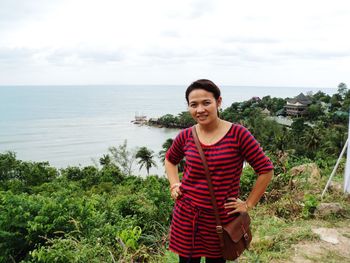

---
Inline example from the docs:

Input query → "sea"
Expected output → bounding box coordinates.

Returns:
[0,85,337,176]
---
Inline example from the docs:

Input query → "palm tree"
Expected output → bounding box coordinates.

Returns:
[158,138,186,173]
[159,138,173,162]
[136,147,157,176]
[99,154,111,166]
[302,126,322,155]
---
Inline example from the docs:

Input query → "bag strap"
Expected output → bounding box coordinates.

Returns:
[191,126,225,246]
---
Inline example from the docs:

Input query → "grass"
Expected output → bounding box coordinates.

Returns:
[303,250,350,263]
[239,214,319,262]
[162,169,350,263]
[164,251,238,263]
[163,251,178,263]
[343,233,350,239]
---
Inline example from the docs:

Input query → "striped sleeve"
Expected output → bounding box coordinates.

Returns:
[165,129,187,165]
[237,125,274,175]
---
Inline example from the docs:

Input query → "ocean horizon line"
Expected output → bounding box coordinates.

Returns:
[0,84,340,171]
[0,84,337,90]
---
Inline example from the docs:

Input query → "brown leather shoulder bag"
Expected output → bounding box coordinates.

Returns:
[192,126,252,260]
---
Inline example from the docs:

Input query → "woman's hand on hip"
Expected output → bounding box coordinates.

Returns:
[170,183,182,200]
[224,197,250,215]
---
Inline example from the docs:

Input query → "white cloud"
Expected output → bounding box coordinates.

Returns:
[0,0,350,86]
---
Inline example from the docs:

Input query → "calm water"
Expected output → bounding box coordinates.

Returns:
[0,85,336,176]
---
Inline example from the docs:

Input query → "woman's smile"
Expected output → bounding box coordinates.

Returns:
[166,79,274,262]
[188,89,221,126]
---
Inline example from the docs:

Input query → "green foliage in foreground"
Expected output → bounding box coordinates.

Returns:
[1,145,350,262]
[0,152,173,262]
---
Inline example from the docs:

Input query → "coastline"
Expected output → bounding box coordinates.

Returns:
[0,85,340,171]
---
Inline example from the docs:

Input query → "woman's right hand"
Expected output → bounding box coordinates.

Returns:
[170,183,182,200]
[224,197,251,214]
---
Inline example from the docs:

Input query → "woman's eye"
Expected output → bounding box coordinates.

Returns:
[190,104,196,108]
[204,101,211,106]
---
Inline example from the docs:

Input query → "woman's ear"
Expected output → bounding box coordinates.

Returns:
[217,96,222,108]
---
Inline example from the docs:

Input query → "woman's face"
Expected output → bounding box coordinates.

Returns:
[188,89,222,125]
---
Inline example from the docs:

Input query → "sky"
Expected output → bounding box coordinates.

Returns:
[0,0,349,87]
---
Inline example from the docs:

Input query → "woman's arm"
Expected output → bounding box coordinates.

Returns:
[165,159,182,199]
[245,169,273,209]
[224,169,273,214]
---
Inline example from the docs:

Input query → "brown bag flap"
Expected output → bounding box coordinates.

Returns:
[223,212,251,243]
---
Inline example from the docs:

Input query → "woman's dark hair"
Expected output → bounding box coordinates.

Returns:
[185,79,221,104]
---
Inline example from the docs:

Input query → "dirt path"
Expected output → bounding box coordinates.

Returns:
[290,226,350,263]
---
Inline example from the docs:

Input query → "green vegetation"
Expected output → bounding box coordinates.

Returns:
[0,152,172,262]
[1,149,349,262]
[154,83,349,164]
[136,147,157,176]
[149,111,196,128]
[108,140,137,176]
[1,83,350,262]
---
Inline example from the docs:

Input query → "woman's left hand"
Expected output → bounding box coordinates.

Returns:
[224,197,250,215]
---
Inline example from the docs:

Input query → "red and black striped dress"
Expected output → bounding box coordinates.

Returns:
[165,123,274,258]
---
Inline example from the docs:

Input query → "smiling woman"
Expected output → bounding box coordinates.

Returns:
[165,79,274,262]
[186,79,222,126]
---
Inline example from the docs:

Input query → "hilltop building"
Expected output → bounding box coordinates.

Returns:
[285,93,312,117]
[261,108,271,116]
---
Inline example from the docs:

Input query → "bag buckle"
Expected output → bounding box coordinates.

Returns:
[216,226,223,233]
[244,232,249,241]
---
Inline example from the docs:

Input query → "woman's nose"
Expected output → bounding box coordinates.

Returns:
[197,105,205,112]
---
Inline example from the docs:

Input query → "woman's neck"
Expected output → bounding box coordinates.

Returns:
[197,118,222,133]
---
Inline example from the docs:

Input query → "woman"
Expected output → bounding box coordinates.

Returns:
[165,79,274,263]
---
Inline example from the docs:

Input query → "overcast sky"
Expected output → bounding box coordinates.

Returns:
[0,0,349,87]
